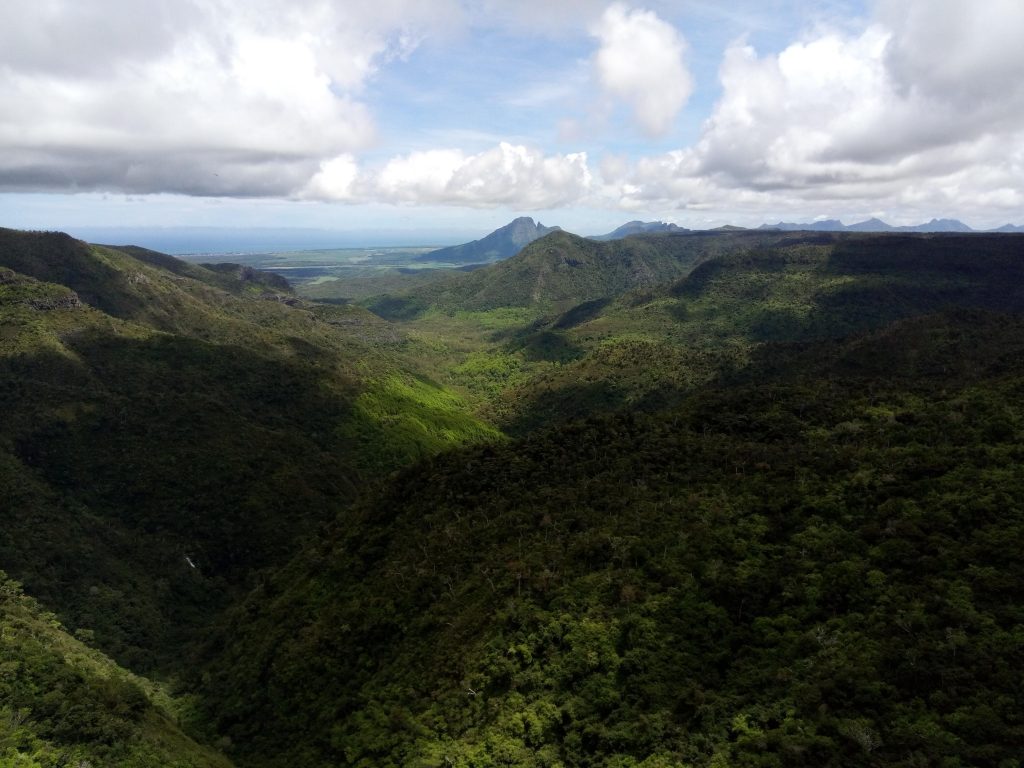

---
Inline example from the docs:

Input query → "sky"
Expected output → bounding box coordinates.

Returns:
[1,0,1023,246]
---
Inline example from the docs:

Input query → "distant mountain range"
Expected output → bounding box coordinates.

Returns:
[420,219,692,264]
[759,217,1024,233]
[417,216,560,264]
[416,216,1024,268]
[590,220,689,240]
[594,217,1024,239]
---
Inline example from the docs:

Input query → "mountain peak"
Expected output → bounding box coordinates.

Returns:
[912,218,973,233]
[416,217,561,264]
[846,217,893,231]
[591,220,689,240]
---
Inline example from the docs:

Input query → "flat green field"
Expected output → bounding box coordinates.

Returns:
[183,246,473,299]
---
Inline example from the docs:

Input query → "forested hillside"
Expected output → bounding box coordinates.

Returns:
[0,228,496,670]
[364,230,723,318]
[2,227,1024,766]
[195,306,1024,768]
[358,232,1024,434]
[0,570,234,767]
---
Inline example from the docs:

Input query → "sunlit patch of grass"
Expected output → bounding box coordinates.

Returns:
[450,350,537,399]
[342,374,504,470]
[450,307,541,330]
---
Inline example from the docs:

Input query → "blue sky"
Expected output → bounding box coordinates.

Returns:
[1,0,1022,247]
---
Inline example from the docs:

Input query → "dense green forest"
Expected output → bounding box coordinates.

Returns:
[0,570,232,767]
[196,308,1024,768]
[2,227,1023,766]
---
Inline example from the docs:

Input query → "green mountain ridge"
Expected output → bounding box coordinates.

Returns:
[364,229,994,321]
[367,229,727,319]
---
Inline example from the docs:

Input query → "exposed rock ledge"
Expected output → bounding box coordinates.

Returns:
[27,292,83,311]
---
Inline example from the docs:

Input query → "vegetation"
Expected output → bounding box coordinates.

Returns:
[0,228,494,671]
[300,267,455,302]
[194,305,1024,768]
[361,230,714,317]
[3,226,1024,766]
[374,232,1024,433]
[0,570,233,767]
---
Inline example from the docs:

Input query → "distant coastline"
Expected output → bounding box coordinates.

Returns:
[61,217,1024,258]
[61,226,472,255]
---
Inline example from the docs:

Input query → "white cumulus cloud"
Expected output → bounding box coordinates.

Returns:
[879,0,1024,110]
[608,0,1024,227]
[357,143,593,208]
[303,155,361,201]
[590,3,693,136]
[0,0,459,197]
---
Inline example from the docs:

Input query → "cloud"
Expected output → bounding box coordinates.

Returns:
[4,0,1023,228]
[0,0,459,196]
[0,0,197,79]
[308,143,593,209]
[303,155,360,202]
[698,26,897,180]
[608,1,1024,225]
[590,4,693,136]
[879,0,1024,109]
